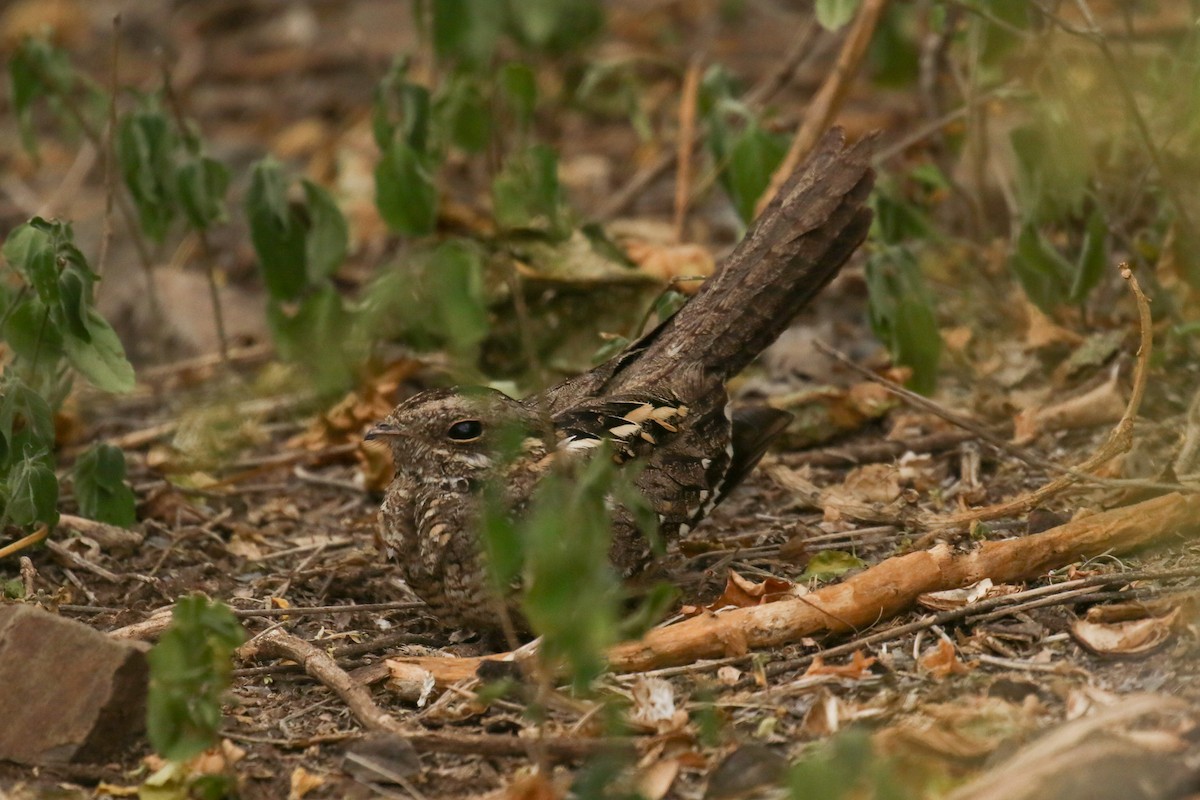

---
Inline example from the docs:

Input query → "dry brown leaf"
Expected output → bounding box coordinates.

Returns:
[920,639,975,680]
[624,240,714,294]
[288,765,325,800]
[804,650,877,679]
[918,579,1021,611]
[505,772,565,800]
[839,463,902,504]
[1070,607,1180,657]
[1023,296,1084,350]
[636,758,680,800]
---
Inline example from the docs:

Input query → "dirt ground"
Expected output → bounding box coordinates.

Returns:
[2,1,1199,798]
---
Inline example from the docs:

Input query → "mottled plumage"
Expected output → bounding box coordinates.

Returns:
[369,129,876,634]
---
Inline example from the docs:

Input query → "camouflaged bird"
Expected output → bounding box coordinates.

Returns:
[368,129,876,634]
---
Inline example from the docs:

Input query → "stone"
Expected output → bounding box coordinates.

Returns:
[0,604,149,764]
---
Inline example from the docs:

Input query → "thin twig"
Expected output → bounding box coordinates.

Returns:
[673,57,702,242]
[756,0,890,215]
[0,526,50,560]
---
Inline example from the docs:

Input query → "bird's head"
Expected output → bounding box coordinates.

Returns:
[366,387,541,473]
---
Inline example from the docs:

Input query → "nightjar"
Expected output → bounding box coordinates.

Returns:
[368,129,876,634]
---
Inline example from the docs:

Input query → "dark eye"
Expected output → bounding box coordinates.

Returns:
[446,419,483,441]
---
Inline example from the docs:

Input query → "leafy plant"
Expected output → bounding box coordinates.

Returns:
[479,441,659,691]
[0,219,138,531]
[146,595,245,762]
[244,158,354,394]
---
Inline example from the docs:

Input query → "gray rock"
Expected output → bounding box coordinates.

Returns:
[0,604,149,764]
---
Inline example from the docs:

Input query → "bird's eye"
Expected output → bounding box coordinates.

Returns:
[446,419,484,442]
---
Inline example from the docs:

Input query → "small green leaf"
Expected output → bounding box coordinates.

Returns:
[500,62,538,128]
[800,550,866,582]
[301,180,348,283]
[3,296,65,367]
[5,456,59,529]
[2,224,59,307]
[246,158,308,301]
[177,155,230,231]
[431,0,503,64]
[0,376,56,468]
[117,101,178,242]
[56,268,91,341]
[1012,225,1071,312]
[375,140,439,236]
[72,443,136,527]
[61,308,136,394]
[427,240,489,355]
[816,0,862,30]
[492,144,568,235]
[1069,211,1108,303]
[866,247,941,395]
[439,75,492,153]
[506,0,604,52]
[721,123,788,224]
[267,287,356,394]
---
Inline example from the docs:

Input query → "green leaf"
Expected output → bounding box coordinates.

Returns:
[0,376,56,469]
[2,223,59,307]
[721,122,788,225]
[1069,211,1108,303]
[177,155,230,231]
[62,308,136,393]
[800,550,866,582]
[1011,225,1071,312]
[500,62,538,128]
[865,247,942,395]
[427,240,489,355]
[267,287,356,394]
[438,75,492,153]
[245,158,308,301]
[5,456,59,529]
[56,268,91,341]
[117,101,178,242]
[301,180,348,283]
[816,0,861,30]
[375,140,439,236]
[3,296,64,366]
[146,596,243,762]
[491,144,568,235]
[506,0,604,52]
[72,443,136,527]
[432,0,503,64]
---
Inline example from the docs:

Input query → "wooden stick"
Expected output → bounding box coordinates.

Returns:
[387,491,1200,680]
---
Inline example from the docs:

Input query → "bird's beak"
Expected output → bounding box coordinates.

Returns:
[364,422,403,441]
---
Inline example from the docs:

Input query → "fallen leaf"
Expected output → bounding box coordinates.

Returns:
[505,772,565,800]
[920,639,975,680]
[624,240,714,294]
[289,765,325,800]
[1070,607,1180,657]
[636,758,680,800]
[1013,368,1126,445]
[804,650,877,679]
[918,579,1021,611]
[705,570,799,611]
[800,550,866,581]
